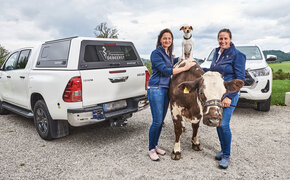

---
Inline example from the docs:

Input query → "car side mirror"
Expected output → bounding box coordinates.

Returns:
[266,54,277,61]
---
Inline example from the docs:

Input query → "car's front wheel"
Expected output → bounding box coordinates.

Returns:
[257,96,271,112]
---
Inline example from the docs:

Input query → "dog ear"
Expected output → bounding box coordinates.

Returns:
[190,26,193,30]
[180,26,184,31]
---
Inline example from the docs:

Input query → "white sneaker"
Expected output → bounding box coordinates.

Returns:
[148,149,160,161]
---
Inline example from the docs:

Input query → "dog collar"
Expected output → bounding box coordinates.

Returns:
[183,34,192,40]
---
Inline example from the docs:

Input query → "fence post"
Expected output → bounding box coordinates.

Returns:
[285,92,290,106]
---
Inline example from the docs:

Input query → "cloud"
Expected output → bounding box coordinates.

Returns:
[0,0,290,57]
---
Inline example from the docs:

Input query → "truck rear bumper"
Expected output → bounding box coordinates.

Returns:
[67,95,148,127]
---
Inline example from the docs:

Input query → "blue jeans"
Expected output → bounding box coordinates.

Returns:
[217,94,239,157]
[147,87,169,150]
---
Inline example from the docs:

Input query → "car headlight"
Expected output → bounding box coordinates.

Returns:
[249,68,270,77]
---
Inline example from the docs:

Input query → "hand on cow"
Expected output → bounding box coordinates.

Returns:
[183,61,196,71]
[222,97,232,107]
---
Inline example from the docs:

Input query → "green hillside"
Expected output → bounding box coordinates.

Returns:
[263,50,290,61]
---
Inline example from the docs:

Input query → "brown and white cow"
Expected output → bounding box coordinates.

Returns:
[169,60,244,160]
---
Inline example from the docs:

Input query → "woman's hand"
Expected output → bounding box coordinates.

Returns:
[222,97,231,107]
[183,61,196,71]
[172,61,196,75]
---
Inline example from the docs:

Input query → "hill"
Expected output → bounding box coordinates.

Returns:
[263,50,290,61]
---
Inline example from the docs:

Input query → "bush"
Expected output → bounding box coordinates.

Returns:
[143,60,152,75]
[0,44,9,67]
[273,70,290,80]
[0,59,4,67]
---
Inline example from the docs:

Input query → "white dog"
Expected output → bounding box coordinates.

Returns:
[180,26,194,60]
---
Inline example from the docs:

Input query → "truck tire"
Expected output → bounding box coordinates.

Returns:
[257,96,271,112]
[0,101,9,115]
[33,100,55,140]
[33,100,69,140]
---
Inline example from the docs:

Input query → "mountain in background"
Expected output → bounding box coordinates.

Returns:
[263,50,290,61]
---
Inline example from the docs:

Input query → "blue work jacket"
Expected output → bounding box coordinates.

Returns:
[148,46,178,88]
[204,44,246,99]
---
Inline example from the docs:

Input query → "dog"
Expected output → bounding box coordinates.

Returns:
[180,26,194,60]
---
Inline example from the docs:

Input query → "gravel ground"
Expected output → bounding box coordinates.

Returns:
[0,103,290,179]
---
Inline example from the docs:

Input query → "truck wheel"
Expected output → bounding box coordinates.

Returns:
[257,96,271,112]
[33,100,55,140]
[0,101,9,115]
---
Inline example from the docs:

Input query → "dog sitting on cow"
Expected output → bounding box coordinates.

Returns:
[174,26,195,69]
[169,62,244,160]
[180,26,194,60]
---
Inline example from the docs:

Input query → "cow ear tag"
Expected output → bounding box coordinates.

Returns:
[184,87,189,94]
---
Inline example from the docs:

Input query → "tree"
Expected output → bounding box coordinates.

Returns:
[94,22,119,39]
[0,44,9,66]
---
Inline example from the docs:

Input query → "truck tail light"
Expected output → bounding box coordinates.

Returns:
[63,76,82,102]
[145,70,150,90]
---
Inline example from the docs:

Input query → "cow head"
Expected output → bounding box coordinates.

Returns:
[178,71,244,127]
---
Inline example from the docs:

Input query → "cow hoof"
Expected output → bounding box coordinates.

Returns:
[192,143,202,151]
[171,151,182,160]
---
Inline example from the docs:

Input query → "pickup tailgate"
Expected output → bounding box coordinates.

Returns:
[80,67,146,107]
[78,40,148,107]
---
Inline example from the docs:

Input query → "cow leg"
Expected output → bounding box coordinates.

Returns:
[181,120,186,132]
[171,115,183,160]
[192,122,202,151]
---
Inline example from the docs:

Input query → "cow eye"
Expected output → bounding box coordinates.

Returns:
[199,91,205,97]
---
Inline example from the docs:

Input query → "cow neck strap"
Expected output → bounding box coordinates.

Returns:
[197,89,222,107]
[204,99,222,107]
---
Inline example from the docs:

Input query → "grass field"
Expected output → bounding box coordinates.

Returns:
[269,61,290,73]
[271,80,290,105]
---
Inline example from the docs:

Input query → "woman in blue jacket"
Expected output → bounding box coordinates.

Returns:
[204,28,246,168]
[147,28,195,161]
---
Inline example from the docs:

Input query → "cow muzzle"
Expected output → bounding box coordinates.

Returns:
[202,100,223,127]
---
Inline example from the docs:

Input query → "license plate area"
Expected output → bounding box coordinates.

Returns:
[103,100,127,112]
[92,109,105,120]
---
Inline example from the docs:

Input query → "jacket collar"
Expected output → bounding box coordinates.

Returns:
[216,43,235,55]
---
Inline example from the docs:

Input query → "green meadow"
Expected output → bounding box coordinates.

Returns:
[271,80,290,105]
[269,61,290,73]
[268,61,290,105]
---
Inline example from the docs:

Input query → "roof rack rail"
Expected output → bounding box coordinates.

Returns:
[44,36,78,44]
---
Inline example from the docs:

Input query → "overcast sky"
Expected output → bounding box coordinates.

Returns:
[1,0,290,59]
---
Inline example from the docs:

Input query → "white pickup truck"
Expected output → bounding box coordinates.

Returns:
[0,37,150,140]
[201,45,274,111]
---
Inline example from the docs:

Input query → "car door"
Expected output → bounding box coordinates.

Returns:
[10,49,31,108]
[1,51,20,102]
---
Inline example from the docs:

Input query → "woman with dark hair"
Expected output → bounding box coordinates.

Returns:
[204,28,246,168]
[147,28,195,161]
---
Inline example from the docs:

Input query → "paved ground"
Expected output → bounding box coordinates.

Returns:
[0,103,289,179]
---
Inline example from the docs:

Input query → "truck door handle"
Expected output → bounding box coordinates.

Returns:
[7,76,11,78]
[20,76,25,79]
[108,76,128,83]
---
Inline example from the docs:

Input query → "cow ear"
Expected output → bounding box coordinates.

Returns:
[224,79,244,92]
[180,26,184,31]
[178,78,202,93]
